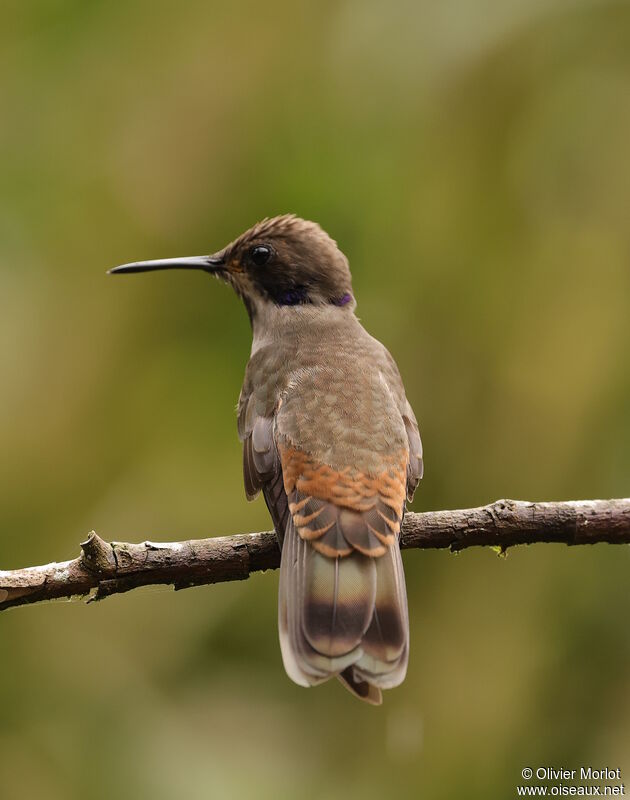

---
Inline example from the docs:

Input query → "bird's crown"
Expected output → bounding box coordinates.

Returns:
[220,214,354,309]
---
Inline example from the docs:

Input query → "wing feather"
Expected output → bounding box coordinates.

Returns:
[403,402,423,502]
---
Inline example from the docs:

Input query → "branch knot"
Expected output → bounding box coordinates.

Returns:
[80,532,117,575]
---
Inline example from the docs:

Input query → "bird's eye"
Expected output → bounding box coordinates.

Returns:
[250,245,272,266]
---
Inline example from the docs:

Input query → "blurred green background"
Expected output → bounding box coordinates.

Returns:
[2,1,630,798]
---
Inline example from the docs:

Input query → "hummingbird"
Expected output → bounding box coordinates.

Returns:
[110,215,423,704]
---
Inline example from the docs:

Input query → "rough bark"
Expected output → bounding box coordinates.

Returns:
[1,498,628,612]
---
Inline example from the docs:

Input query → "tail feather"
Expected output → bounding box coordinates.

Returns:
[302,543,376,657]
[353,543,409,689]
[278,517,409,701]
[338,667,383,705]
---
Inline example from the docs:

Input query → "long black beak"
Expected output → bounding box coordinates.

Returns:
[108,255,225,275]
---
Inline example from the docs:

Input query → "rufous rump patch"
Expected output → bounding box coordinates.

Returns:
[279,445,407,517]
[311,539,353,558]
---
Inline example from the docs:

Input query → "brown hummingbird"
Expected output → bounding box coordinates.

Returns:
[110,215,423,704]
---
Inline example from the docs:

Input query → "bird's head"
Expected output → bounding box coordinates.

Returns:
[109,215,355,322]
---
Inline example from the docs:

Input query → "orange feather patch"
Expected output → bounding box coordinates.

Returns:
[279,444,408,558]
[279,446,407,514]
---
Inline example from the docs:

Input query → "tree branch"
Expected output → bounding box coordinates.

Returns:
[1,498,628,612]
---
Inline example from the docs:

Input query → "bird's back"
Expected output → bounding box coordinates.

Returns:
[239,308,422,703]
